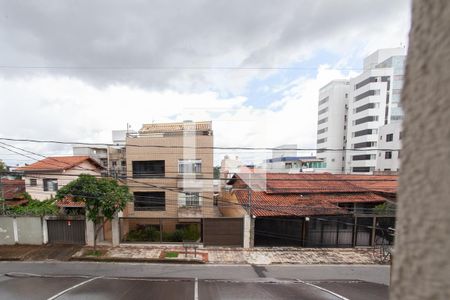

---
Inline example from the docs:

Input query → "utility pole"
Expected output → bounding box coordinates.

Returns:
[0,174,5,214]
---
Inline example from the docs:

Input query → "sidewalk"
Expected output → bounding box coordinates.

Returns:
[72,245,387,265]
[0,244,82,261]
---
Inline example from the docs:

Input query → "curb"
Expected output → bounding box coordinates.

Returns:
[70,256,206,264]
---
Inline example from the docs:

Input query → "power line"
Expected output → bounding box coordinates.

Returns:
[0,137,401,152]
[0,65,363,71]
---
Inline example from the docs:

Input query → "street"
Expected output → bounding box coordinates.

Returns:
[0,261,390,299]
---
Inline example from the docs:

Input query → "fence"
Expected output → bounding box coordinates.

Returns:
[254,215,395,248]
[0,216,44,245]
[119,217,244,246]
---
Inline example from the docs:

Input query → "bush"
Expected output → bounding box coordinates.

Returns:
[5,199,58,216]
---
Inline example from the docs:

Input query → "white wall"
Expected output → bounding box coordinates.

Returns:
[376,122,402,172]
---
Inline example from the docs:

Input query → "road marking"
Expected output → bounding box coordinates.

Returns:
[194,277,199,300]
[47,276,101,300]
[296,279,350,300]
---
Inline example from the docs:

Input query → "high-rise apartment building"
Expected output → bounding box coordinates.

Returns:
[316,80,350,173]
[316,48,406,174]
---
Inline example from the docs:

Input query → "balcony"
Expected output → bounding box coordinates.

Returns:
[178,205,203,218]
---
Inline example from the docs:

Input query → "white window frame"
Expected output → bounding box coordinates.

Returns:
[178,159,202,174]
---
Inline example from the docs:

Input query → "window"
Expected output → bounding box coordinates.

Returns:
[179,192,201,207]
[352,154,375,161]
[353,129,377,137]
[354,116,379,125]
[318,117,328,125]
[317,137,327,144]
[178,159,202,174]
[132,160,165,178]
[285,162,293,169]
[121,160,126,166]
[399,131,403,140]
[355,77,378,90]
[185,192,200,207]
[385,151,393,159]
[352,167,374,173]
[353,141,377,149]
[317,127,328,135]
[354,90,380,102]
[134,192,165,211]
[386,133,394,142]
[318,107,328,115]
[319,97,329,105]
[354,102,378,113]
[43,178,58,191]
[30,178,37,187]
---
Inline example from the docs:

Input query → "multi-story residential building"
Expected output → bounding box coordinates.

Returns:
[72,130,128,178]
[316,80,350,173]
[124,121,218,219]
[316,48,406,174]
[376,122,402,173]
[263,145,326,173]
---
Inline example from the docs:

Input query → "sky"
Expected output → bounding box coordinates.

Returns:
[0,0,411,166]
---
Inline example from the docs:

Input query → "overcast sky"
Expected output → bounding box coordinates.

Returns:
[0,0,411,166]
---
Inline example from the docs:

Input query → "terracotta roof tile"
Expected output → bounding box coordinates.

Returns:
[16,156,101,172]
[234,190,348,217]
[56,196,85,208]
[333,174,398,194]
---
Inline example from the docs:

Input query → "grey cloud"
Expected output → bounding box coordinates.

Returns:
[0,0,410,91]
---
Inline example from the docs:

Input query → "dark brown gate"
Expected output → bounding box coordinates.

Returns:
[47,219,86,245]
[202,218,243,246]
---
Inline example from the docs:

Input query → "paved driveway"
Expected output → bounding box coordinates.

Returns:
[0,273,388,299]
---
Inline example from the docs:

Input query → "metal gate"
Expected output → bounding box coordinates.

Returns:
[202,218,243,246]
[255,217,303,247]
[47,219,86,245]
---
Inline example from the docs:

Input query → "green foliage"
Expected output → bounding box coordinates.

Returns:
[125,223,200,243]
[213,166,220,179]
[374,202,396,215]
[56,174,133,222]
[0,160,7,172]
[165,251,179,258]
[125,225,160,242]
[6,199,58,216]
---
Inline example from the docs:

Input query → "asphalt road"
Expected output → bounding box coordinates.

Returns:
[0,262,390,299]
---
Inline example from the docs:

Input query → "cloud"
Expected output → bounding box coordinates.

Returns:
[0,65,352,165]
[0,0,411,92]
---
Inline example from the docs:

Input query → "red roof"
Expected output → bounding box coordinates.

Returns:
[231,172,398,194]
[229,173,392,217]
[16,156,102,172]
[333,174,398,194]
[234,190,348,217]
[56,196,86,208]
[0,179,26,199]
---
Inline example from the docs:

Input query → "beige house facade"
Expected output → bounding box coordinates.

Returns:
[16,156,103,200]
[124,121,219,218]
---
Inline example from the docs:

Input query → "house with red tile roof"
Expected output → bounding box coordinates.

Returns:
[221,172,397,247]
[16,156,103,200]
[0,178,28,207]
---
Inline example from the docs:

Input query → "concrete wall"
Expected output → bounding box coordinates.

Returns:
[0,216,44,245]
[0,217,15,245]
[390,1,450,299]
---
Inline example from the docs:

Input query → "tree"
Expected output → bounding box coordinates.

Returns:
[0,160,7,172]
[56,174,132,251]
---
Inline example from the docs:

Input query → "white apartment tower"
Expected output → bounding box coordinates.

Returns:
[316,80,350,173]
[317,48,406,174]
